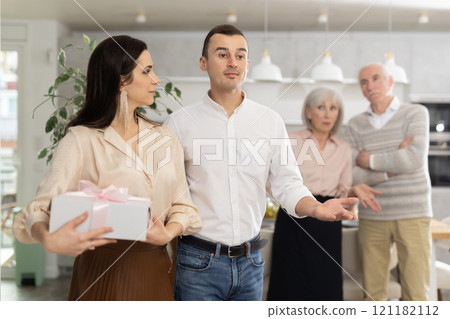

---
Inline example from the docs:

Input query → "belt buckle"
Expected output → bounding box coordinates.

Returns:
[227,243,248,258]
[227,245,236,258]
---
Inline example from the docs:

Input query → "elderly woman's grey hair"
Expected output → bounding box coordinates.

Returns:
[301,87,344,135]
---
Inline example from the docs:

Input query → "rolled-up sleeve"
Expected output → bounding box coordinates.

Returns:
[164,128,202,235]
[13,129,83,243]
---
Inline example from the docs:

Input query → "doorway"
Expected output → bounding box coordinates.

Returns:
[1,50,19,278]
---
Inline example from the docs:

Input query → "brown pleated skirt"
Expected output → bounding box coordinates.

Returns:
[68,240,174,301]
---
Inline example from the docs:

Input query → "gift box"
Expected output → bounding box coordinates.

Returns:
[49,180,151,241]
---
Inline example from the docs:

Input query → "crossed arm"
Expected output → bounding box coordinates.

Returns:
[356,136,414,175]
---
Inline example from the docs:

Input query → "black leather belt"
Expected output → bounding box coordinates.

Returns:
[180,235,268,258]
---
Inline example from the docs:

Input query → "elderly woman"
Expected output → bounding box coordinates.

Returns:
[267,87,380,301]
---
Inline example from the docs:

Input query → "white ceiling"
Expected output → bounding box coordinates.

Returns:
[2,0,450,32]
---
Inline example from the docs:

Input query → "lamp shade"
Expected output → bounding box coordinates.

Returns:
[251,49,283,82]
[384,52,408,84]
[311,51,343,82]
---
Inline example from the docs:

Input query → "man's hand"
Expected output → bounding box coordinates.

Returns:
[315,198,359,221]
[295,197,358,221]
[145,214,183,246]
[399,136,414,149]
[356,150,371,169]
[350,184,382,213]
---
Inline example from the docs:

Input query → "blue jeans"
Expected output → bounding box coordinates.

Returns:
[174,240,265,301]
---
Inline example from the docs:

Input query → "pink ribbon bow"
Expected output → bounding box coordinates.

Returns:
[78,180,129,230]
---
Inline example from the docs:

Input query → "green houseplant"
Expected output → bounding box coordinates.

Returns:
[34,34,182,164]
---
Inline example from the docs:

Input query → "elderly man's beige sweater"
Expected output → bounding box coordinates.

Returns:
[344,102,432,221]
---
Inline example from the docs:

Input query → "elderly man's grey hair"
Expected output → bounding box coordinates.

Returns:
[358,62,392,79]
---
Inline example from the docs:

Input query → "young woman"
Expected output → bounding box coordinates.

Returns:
[13,35,201,300]
[267,87,380,301]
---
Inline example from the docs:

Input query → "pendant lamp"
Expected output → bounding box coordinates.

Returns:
[384,52,408,84]
[311,50,343,82]
[310,0,343,83]
[251,0,283,82]
[383,0,408,84]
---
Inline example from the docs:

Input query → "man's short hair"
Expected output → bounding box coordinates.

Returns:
[202,24,246,59]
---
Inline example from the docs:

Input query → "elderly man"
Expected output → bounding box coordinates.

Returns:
[346,62,432,301]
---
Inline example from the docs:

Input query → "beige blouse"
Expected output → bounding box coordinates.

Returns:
[288,129,352,198]
[13,117,201,244]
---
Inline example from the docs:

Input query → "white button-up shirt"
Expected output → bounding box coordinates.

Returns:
[367,96,400,130]
[166,92,312,245]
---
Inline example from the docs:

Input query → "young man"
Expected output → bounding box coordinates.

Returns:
[165,24,357,301]
[346,62,432,300]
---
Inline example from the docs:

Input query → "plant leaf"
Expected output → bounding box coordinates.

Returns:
[45,116,58,133]
[58,49,66,67]
[149,102,157,110]
[75,78,84,86]
[166,108,173,115]
[137,106,147,115]
[83,34,91,47]
[62,44,73,50]
[73,94,85,106]
[74,85,81,93]
[89,39,97,51]
[37,148,48,159]
[174,87,182,98]
[54,73,71,90]
[164,82,172,93]
[46,154,53,165]
[59,107,68,119]
[66,67,75,76]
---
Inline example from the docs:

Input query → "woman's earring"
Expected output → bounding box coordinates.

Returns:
[120,90,129,131]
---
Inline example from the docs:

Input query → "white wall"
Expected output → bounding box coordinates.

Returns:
[69,30,450,96]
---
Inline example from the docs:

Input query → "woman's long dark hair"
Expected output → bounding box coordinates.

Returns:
[66,35,147,130]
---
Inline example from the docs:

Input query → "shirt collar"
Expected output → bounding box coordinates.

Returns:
[103,116,155,145]
[304,129,338,145]
[367,96,400,116]
[203,90,247,115]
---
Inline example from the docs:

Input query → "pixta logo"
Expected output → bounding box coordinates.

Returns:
[125,128,172,175]
[191,138,325,166]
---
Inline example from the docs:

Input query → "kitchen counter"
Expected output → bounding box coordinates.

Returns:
[431,218,450,240]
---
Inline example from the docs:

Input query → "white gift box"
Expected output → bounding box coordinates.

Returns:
[49,191,151,241]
